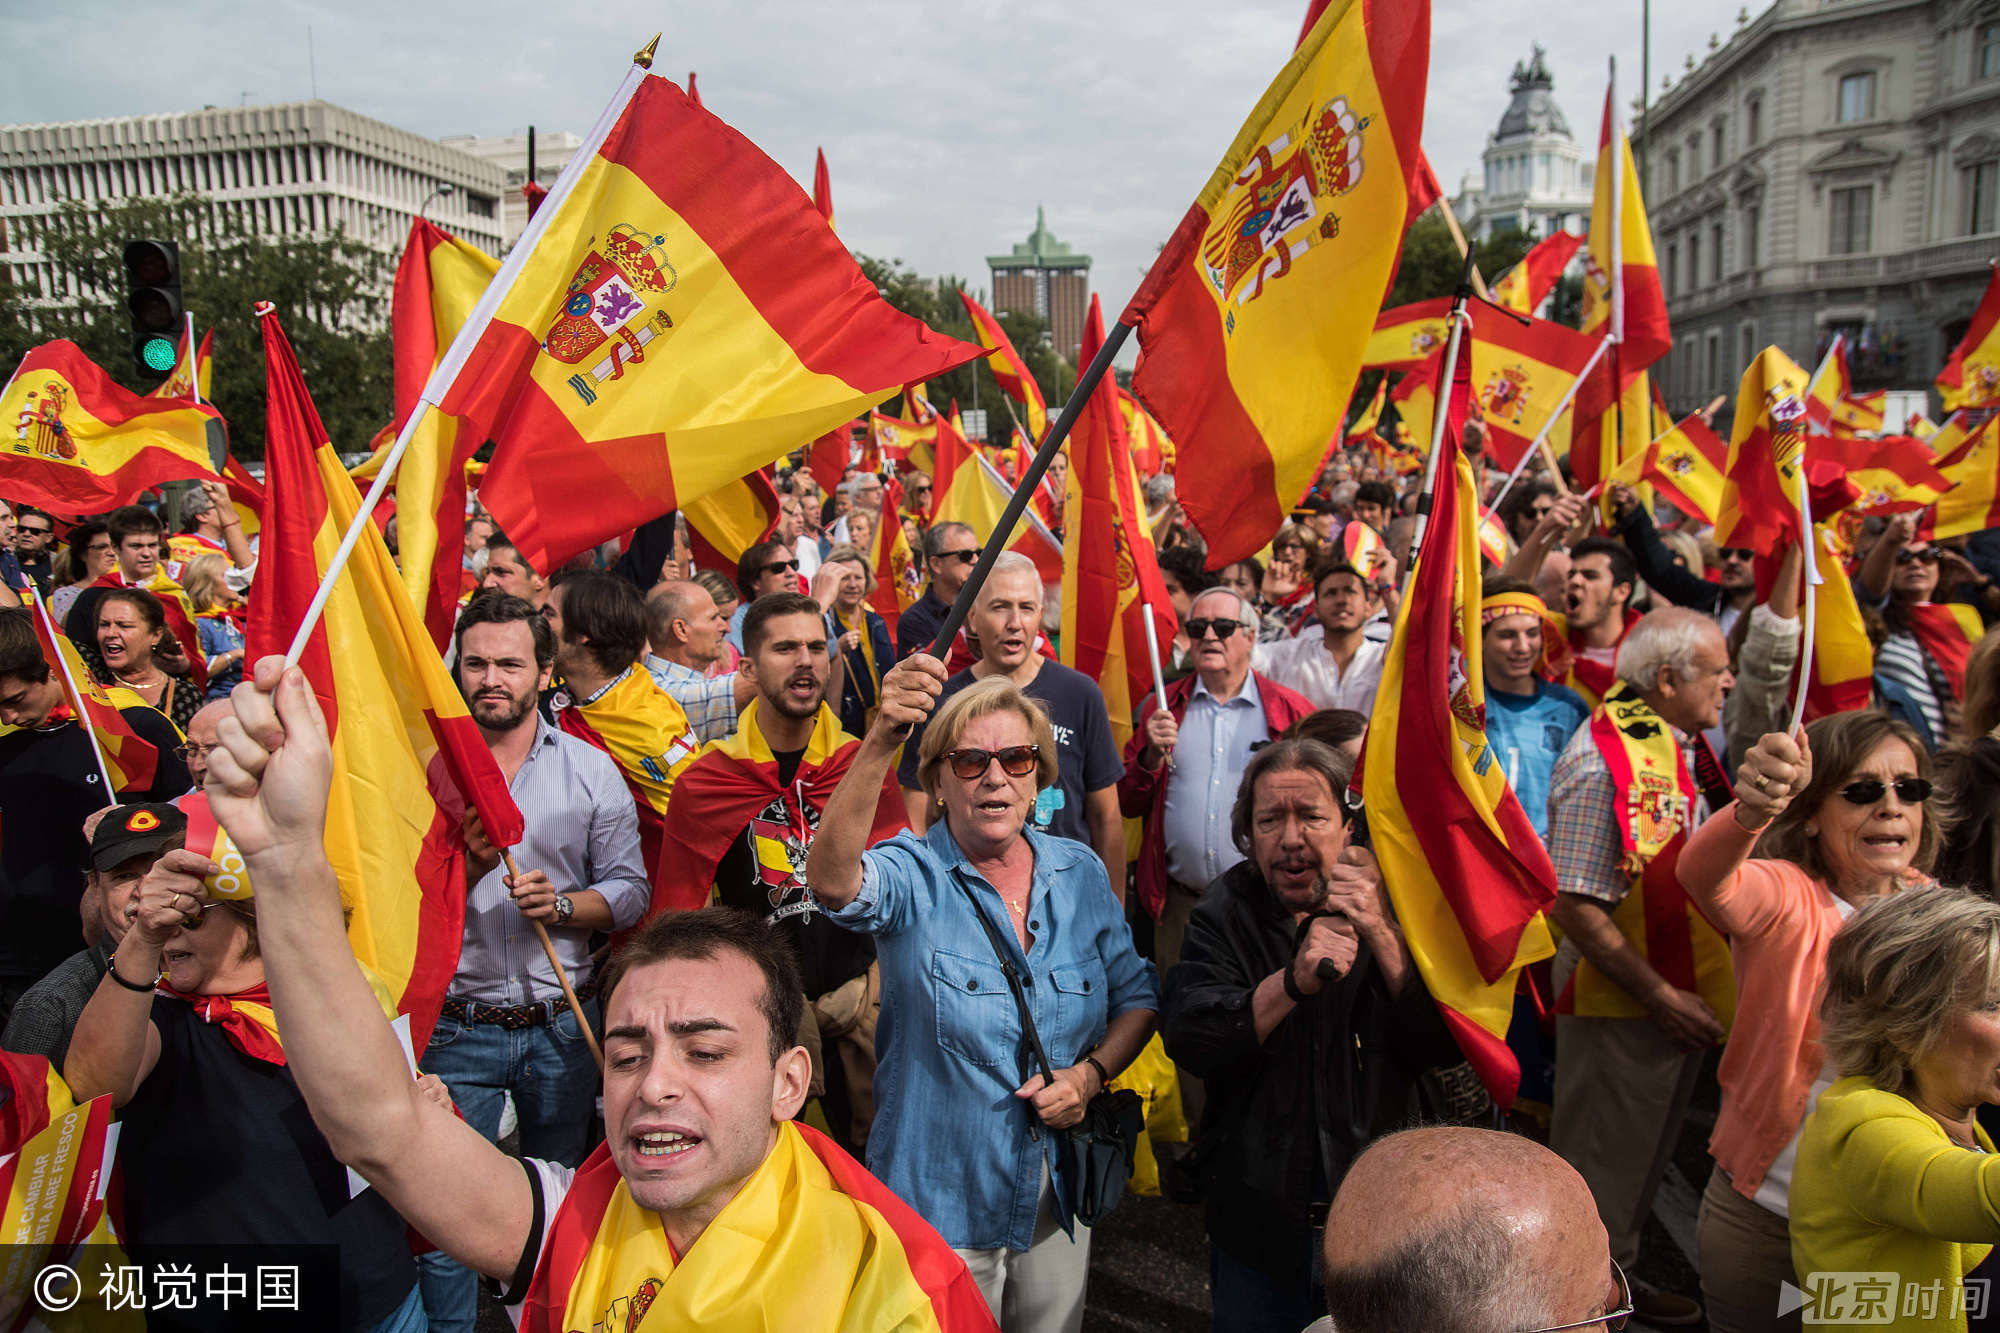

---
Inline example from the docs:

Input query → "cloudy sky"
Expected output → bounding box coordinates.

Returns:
[6,0,1745,334]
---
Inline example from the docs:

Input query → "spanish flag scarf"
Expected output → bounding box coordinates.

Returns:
[655,699,907,915]
[1557,606,1643,708]
[153,968,399,1066]
[1558,682,1736,1030]
[1903,600,1984,699]
[557,667,701,893]
[519,1121,996,1333]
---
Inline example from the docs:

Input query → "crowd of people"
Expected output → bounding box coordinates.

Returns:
[3,413,2000,1333]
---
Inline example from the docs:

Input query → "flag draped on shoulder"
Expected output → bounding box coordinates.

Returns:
[246,312,524,1047]
[24,586,158,791]
[0,341,218,512]
[1937,265,2000,412]
[389,219,502,650]
[1124,0,1429,568]
[1061,299,1176,750]
[957,290,1049,444]
[557,671,700,893]
[1490,230,1583,317]
[1717,346,1814,556]
[1357,398,1558,1108]
[457,71,982,575]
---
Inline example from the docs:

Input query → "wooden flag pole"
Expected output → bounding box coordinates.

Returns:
[499,847,604,1071]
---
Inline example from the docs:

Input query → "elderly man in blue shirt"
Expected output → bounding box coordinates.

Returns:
[418,592,650,1333]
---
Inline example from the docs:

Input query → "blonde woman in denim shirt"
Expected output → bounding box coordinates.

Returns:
[809,656,1157,1333]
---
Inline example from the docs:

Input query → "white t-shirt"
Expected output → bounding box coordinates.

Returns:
[500,1156,576,1326]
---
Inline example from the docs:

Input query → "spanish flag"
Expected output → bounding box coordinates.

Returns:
[1119,387,1174,476]
[246,311,525,1047]
[1608,412,1727,525]
[24,586,158,792]
[929,406,1063,581]
[813,147,835,230]
[147,327,212,403]
[869,411,937,475]
[1358,362,1557,1108]
[1124,0,1429,568]
[555,669,700,897]
[805,422,855,497]
[388,219,502,650]
[1344,377,1387,446]
[1062,299,1176,751]
[1363,297,1453,376]
[1817,433,1951,516]
[1938,265,2000,412]
[867,476,919,639]
[656,699,905,914]
[1906,601,1986,699]
[1717,346,1814,556]
[517,1121,994,1333]
[0,341,218,512]
[1803,522,1874,718]
[684,468,781,572]
[1490,230,1583,318]
[459,70,981,575]
[1808,333,1886,435]
[221,451,265,540]
[1390,313,1603,472]
[1929,412,2000,539]
[957,289,1049,444]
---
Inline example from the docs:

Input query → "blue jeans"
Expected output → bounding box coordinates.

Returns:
[1209,1231,1322,1333]
[414,1000,600,1333]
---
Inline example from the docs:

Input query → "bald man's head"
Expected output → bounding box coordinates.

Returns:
[184,699,234,788]
[1321,1128,1618,1333]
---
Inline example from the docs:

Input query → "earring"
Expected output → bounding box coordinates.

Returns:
[1805,824,1819,837]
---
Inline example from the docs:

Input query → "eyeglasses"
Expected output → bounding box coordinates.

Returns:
[943,745,1040,780]
[16,525,50,537]
[1894,548,1940,565]
[760,558,801,576]
[1839,776,1932,805]
[175,742,218,764]
[1184,618,1243,641]
[1515,1258,1632,1331]
[935,548,979,566]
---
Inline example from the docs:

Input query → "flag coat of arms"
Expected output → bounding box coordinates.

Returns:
[1937,265,2000,412]
[1607,412,1728,526]
[0,341,218,512]
[1717,346,1814,556]
[460,73,981,575]
[1125,0,1429,568]
[147,327,213,402]
[1363,298,1454,375]
[1396,314,1604,472]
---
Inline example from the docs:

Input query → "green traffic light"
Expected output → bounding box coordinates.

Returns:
[140,336,178,373]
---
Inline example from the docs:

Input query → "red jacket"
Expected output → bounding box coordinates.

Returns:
[1118,671,1316,921]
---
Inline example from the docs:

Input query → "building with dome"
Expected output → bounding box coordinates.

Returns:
[1452,46,1595,241]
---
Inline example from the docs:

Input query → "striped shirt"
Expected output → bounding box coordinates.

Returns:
[1874,633,1944,741]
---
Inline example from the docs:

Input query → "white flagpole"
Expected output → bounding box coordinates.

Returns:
[183,311,201,406]
[282,51,655,666]
[1787,468,1823,735]
[1485,336,1613,516]
[31,587,116,792]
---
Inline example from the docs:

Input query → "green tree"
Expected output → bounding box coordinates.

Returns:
[1381,214,1534,310]
[1,192,394,459]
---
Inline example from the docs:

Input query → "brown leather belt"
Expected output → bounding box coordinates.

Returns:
[442,971,602,1029]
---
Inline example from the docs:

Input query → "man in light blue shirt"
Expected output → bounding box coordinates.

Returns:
[1479,577,1589,845]
[643,579,753,743]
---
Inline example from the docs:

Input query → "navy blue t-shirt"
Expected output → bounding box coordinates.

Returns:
[896,660,1125,847]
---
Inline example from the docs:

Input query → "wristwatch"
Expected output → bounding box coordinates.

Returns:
[552,893,575,925]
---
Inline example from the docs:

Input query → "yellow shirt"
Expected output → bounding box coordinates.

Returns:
[1790,1076,2000,1332]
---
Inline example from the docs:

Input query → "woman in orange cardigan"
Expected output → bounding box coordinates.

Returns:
[1678,709,1939,1332]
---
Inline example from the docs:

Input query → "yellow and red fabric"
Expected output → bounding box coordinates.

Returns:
[387,218,502,650]
[1808,334,1886,435]
[1344,377,1387,446]
[23,586,158,791]
[1802,523,1874,718]
[0,1052,118,1273]
[1062,298,1177,751]
[1717,346,1814,556]
[1119,387,1174,476]
[0,340,218,512]
[957,289,1049,444]
[517,1120,994,1333]
[245,312,524,1048]
[220,453,265,540]
[813,147,835,231]
[1928,411,2000,539]
[1489,230,1584,318]
[459,74,981,575]
[929,408,1062,581]
[1390,312,1601,472]
[557,667,700,897]
[1475,507,1511,566]
[147,327,213,403]
[684,468,781,573]
[869,412,937,476]
[1937,265,2000,412]
[1357,356,1556,1108]
[1906,601,1985,699]
[1558,683,1735,1030]
[1816,434,1951,517]
[1362,297,1454,375]
[1124,0,1429,569]
[656,700,905,915]
[1607,412,1728,526]
[805,423,854,497]
[866,476,919,638]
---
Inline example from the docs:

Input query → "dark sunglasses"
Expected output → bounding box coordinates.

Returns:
[1719,547,1754,562]
[944,745,1040,780]
[760,558,801,576]
[935,548,979,566]
[1894,548,1940,565]
[16,525,51,536]
[1184,618,1243,641]
[1839,777,1932,805]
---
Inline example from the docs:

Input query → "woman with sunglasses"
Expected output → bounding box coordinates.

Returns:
[808,667,1158,1332]
[1676,711,1939,1332]
[1860,514,1989,751]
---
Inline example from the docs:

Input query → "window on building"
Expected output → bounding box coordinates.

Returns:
[1706,333,1722,396]
[1713,122,1727,170]
[1838,71,1877,123]
[1969,160,1999,234]
[1829,184,1873,253]
[1982,23,2000,79]
[1744,202,1761,267]
[1666,149,1680,195]
[1689,232,1702,291]
[1711,222,1725,281]
[1740,324,1756,371]
[1747,96,1763,145]
[1688,135,1703,176]
[1666,242,1679,296]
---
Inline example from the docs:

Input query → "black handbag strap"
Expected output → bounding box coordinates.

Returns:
[952,874,1058,1086]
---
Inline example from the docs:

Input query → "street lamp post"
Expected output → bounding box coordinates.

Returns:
[420,183,456,223]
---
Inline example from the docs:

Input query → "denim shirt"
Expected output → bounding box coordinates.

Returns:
[827,820,1158,1251]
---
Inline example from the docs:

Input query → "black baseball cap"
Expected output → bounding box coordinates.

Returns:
[90,802,187,871]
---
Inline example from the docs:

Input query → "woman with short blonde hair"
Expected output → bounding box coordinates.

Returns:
[915,677,1059,802]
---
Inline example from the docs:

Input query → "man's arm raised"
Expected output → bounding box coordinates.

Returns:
[207,657,535,1281]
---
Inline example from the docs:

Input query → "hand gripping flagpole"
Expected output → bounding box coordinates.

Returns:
[280,37,658,668]
[500,847,604,1070]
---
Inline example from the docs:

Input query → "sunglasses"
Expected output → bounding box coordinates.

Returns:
[760,558,801,576]
[943,745,1040,780]
[1184,618,1243,641]
[16,525,50,536]
[1839,777,1932,805]
[935,548,978,566]
[1719,547,1754,562]
[1894,548,1940,565]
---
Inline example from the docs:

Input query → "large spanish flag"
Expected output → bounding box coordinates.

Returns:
[1607,411,1727,525]
[1490,230,1584,318]
[1938,265,2000,412]
[24,586,158,792]
[1124,0,1429,569]
[930,401,1064,582]
[459,70,982,575]
[1357,368,1557,1108]
[1062,299,1176,751]
[1388,313,1603,472]
[1717,346,1814,556]
[1930,411,2000,539]
[389,219,502,650]
[1817,433,1951,516]
[246,312,524,1047]
[957,289,1049,444]
[0,341,218,512]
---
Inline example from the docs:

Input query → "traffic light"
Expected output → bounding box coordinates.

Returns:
[122,240,183,380]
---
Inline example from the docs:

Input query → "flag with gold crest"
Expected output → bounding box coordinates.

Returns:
[1717,346,1814,556]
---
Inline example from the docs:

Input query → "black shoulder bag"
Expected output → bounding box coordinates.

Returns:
[955,877,1144,1227]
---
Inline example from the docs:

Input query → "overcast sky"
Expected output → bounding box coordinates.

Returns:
[4,0,1745,339]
